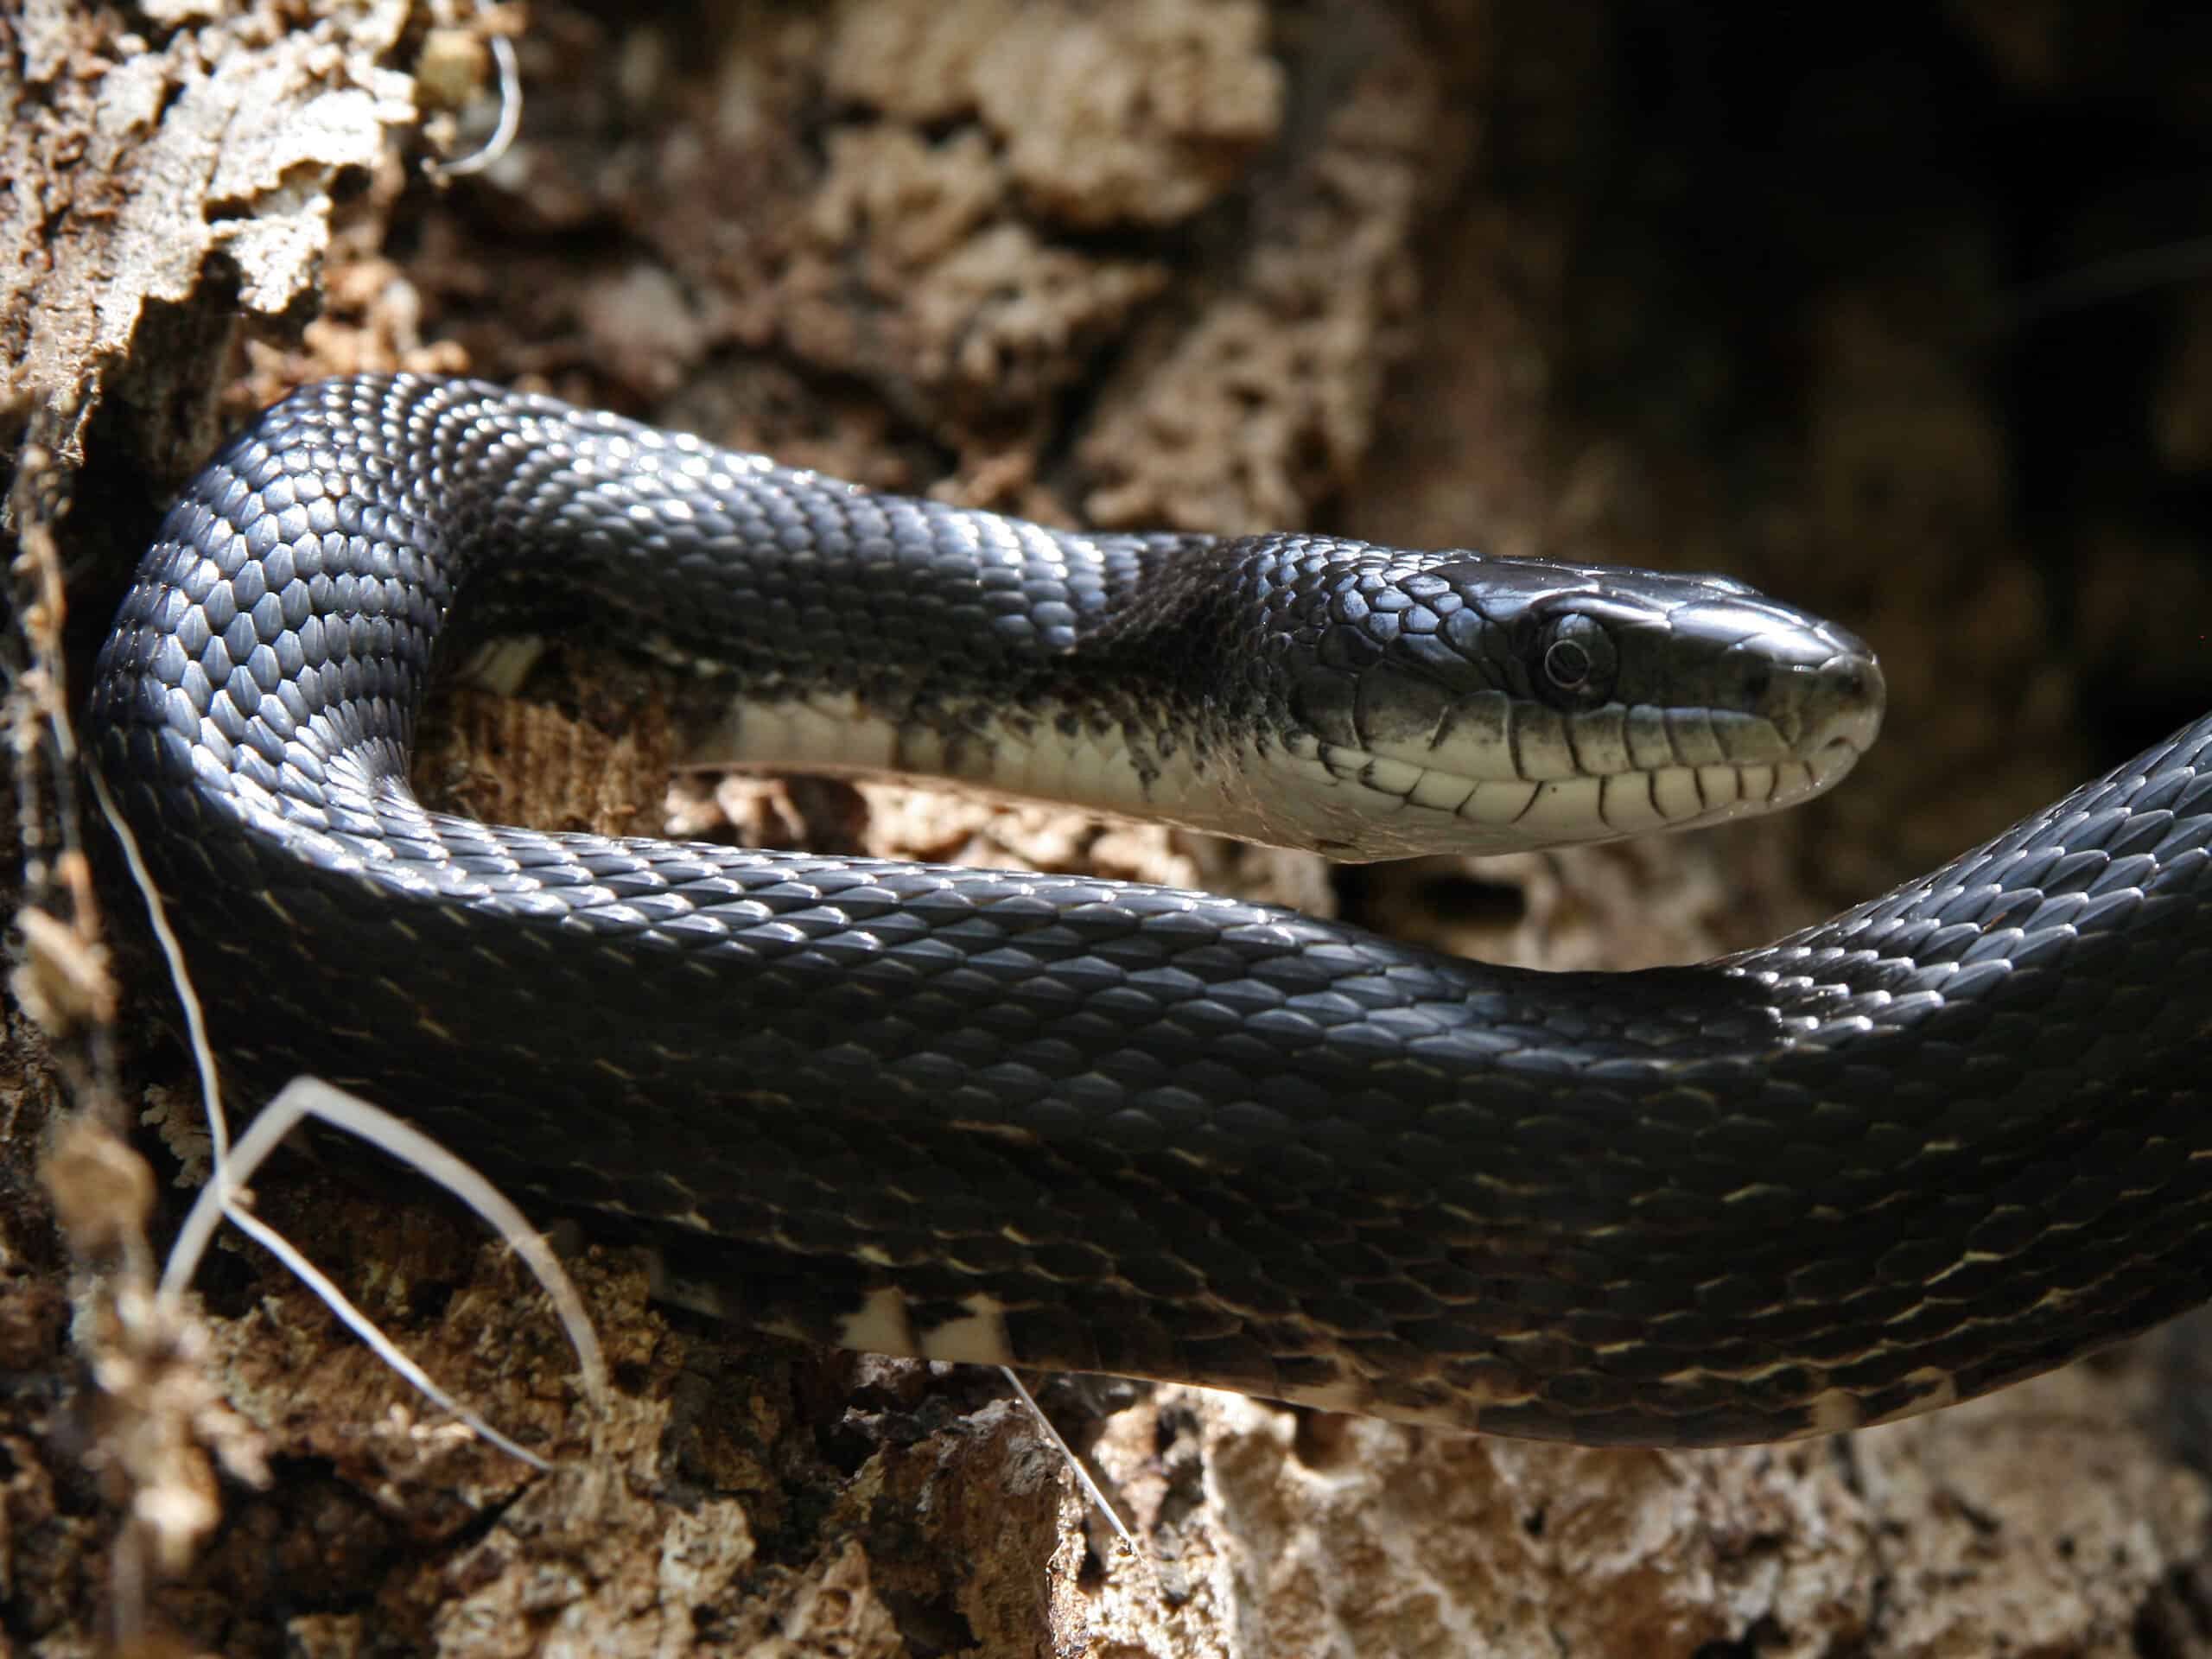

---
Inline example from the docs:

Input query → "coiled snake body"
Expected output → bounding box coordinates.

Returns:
[91,375,2212,1446]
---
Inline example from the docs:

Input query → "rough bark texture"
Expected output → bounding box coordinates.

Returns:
[8,1,2212,1655]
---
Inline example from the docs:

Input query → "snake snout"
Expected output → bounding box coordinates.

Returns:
[1671,600,1885,764]
[1796,652,1885,762]
[1746,623,1885,766]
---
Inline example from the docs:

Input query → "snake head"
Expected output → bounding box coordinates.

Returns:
[1262,545,1885,858]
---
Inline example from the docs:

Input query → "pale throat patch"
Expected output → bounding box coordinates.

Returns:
[680,689,1855,861]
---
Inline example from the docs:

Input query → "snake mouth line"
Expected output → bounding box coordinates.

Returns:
[1310,734,1861,851]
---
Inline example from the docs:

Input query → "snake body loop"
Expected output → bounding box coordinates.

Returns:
[90,374,2212,1446]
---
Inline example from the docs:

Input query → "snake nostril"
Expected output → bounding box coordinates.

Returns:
[1811,657,1886,756]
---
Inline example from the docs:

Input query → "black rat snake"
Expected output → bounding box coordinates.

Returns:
[89,374,2212,1446]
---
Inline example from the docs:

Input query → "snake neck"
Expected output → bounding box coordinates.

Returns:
[114,374,1876,861]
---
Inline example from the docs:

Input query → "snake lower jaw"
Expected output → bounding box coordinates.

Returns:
[1246,735,1870,861]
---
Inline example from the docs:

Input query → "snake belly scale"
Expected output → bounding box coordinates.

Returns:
[89,373,2212,1446]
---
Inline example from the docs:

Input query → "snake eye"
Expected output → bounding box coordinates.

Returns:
[1535,613,1617,708]
[1544,637,1592,689]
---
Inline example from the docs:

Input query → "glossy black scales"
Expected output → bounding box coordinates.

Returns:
[88,373,2212,1446]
